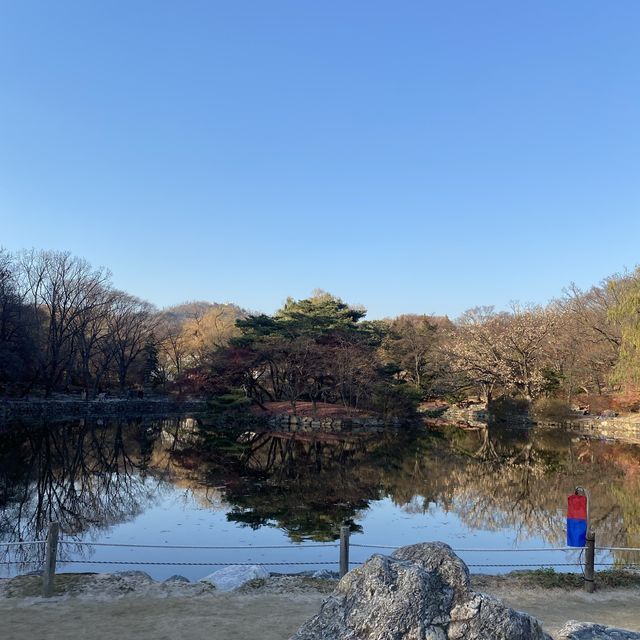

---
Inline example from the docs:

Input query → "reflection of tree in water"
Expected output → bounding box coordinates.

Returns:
[173,422,640,554]
[405,425,640,559]
[2,417,640,564]
[0,418,170,565]
[199,430,407,541]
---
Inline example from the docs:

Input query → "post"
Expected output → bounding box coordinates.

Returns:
[42,522,60,598]
[339,525,350,578]
[584,530,595,593]
[575,486,590,528]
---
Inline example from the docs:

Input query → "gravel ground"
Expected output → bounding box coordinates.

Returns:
[2,573,640,639]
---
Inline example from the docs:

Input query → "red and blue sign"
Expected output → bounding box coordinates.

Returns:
[567,493,588,547]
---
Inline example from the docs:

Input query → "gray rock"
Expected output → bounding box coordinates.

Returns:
[392,541,471,606]
[557,621,640,639]
[311,569,338,580]
[290,542,550,640]
[199,564,269,591]
[164,574,190,583]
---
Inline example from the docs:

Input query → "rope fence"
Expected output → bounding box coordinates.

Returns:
[58,541,340,550]
[2,524,640,598]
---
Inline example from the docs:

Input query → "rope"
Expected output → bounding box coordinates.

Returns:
[350,544,584,552]
[464,562,640,568]
[465,563,583,567]
[40,560,637,569]
[57,560,340,567]
[596,547,640,552]
[0,541,46,548]
[58,541,339,550]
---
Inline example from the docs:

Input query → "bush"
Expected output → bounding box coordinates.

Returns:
[372,383,421,422]
[488,395,530,422]
[531,397,574,422]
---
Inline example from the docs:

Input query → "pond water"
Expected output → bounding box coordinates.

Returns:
[1,416,639,580]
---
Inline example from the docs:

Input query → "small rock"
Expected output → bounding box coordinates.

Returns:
[199,565,269,591]
[164,574,190,583]
[557,621,640,639]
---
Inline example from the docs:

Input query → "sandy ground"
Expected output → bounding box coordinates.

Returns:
[1,591,325,640]
[485,584,640,634]
[2,574,640,639]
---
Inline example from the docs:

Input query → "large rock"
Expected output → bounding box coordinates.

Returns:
[290,542,550,640]
[557,621,640,639]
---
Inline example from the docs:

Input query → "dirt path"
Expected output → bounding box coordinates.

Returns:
[2,577,640,639]
[485,585,640,634]
[1,592,326,640]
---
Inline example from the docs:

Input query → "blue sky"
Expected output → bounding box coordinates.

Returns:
[1,1,639,319]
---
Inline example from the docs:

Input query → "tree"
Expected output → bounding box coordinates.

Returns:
[560,277,626,395]
[70,285,116,397]
[19,250,112,396]
[214,292,408,416]
[381,314,454,396]
[499,303,557,399]
[609,268,640,387]
[447,304,556,402]
[181,303,243,365]
[107,292,156,391]
[447,307,509,403]
[0,250,37,393]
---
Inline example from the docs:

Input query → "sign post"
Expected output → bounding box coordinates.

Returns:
[567,487,595,592]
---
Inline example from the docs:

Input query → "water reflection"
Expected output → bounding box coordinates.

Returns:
[1,417,639,569]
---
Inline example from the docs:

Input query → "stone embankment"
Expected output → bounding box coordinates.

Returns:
[434,403,640,445]
[264,414,399,434]
[559,416,640,446]
[0,399,208,424]
[436,403,490,427]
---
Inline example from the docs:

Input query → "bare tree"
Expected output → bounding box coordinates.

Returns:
[19,250,112,396]
[71,286,118,397]
[107,292,157,391]
[447,305,556,402]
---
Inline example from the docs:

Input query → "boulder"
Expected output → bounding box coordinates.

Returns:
[557,621,640,639]
[164,574,190,583]
[290,542,550,640]
[199,564,269,591]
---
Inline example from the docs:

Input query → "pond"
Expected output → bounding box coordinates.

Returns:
[1,416,639,580]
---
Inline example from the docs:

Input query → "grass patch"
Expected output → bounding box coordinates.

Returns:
[3,573,98,598]
[475,568,640,590]
[524,568,584,589]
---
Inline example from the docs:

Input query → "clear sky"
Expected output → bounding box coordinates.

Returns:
[1,1,639,319]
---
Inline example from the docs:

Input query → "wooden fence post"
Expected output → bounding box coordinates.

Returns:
[584,530,595,593]
[42,522,60,598]
[339,525,350,578]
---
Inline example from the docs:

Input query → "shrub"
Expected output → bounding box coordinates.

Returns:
[531,397,574,422]
[488,395,530,422]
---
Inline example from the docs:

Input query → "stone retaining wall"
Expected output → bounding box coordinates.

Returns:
[264,414,400,433]
[555,416,640,445]
[438,403,640,445]
[0,399,208,424]
[439,404,490,426]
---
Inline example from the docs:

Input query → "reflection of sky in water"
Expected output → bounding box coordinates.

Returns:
[2,478,600,581]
